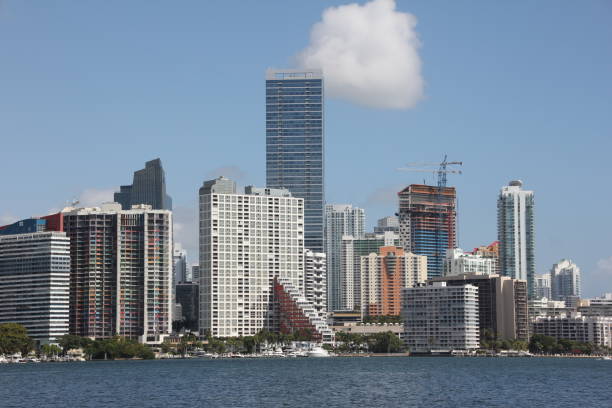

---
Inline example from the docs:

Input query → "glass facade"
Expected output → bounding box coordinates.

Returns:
[266,69,324,253]
[114,158,172,210]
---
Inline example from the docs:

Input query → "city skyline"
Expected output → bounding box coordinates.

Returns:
[1,1,611,297]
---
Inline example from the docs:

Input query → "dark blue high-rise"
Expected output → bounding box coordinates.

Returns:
[266,69,324,253]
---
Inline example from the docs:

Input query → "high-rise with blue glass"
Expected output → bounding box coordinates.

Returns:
[266,69,324,253]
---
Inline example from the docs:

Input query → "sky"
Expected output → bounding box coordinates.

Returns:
[1,1,611,297]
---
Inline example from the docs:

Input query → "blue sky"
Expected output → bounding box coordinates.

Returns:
[1,1,611,296]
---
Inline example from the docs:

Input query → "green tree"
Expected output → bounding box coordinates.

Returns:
[40,344,62,357]
[58,334,87,354]
[369,332,404,353]
[0,323,34,356]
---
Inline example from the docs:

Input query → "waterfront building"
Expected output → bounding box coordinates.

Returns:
[497,180,535,297]
[398,184,457,279]
[531,315,612,348]
[266,69,324,253]
[63,203,172,343]
[114,158,172,210]
[360,246,427,317]
[0,231,70,345]
[430,273,529,341]
[472,241,500,274]
[341,232,400,311]
[373,216,399,234]
[199,177,304,337]
[528,298,573,319]
[332,323,404,340]
[443,248,496,277]
[324,204,365,311]
[578,293,612,317]
[274,277,334,343]
[176,282,199,332]
[173,243,188,284]
[304,250,327,317]
[402,281,480,353]
[534,273,552,300]
[550,259,581,302]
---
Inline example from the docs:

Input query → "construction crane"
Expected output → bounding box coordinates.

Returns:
[397,155,463,188]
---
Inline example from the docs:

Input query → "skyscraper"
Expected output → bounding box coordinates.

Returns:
[497,180,535,298]
[341,231,400,311]
[324,204,364,311]
[360,246,427,317]
[173,243,188,284]
[0,230,70,345]
[550,259,581,302]
[63,203,172,343]
[198,177,304,337]
[398,184,457,279]
[266,69,324,253]
[534,273,551,299]
[114,158,172,210]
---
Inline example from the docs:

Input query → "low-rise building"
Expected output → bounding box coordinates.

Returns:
[529,297,573,319]
[578,293,612,317]
[332,323,404,339]
[402,281,480,353]
[531,315,612,348]
[443,248,496,277]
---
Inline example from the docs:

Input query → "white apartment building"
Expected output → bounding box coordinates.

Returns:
[550,259,581,302]
[324,204,364,312]
[443,248,496,277]
[199,177,305,337]
[402,281,480,353]
[304,250,327,317]
[535,273,551,299]
[0,231,70,345]
[497,180,535,297]
[532,315,612,347]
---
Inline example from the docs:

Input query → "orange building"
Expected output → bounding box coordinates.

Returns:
[360,246,427,317]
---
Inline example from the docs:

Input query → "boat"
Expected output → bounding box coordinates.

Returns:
[307,346,330,358]
[598,356,611,361]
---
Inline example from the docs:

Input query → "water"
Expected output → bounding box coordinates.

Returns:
[1,357,611,407]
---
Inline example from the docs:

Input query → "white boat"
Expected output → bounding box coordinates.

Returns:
[598,356,611,361]
[307,346,330,358]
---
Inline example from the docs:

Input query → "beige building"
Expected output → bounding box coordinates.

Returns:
[360,246,427,317]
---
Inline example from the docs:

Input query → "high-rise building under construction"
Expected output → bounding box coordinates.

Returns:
[398,184,457,279]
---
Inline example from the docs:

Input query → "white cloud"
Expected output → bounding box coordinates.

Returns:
[0,213,18,225]
[77,188,116,207]
[206,165,247,182]
[296,0,424,109]
[596,256,612,276]
[364,184,404,206]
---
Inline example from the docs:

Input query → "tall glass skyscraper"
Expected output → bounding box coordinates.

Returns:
[497,180,535,298]
[266,69,324,253]
[114,158,172,210]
